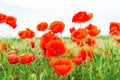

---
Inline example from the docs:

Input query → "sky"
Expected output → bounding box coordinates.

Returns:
[0,0,120,38]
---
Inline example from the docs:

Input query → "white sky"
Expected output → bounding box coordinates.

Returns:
[0,0,120,38]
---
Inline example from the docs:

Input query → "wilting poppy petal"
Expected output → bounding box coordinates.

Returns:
[36,22,48,31]
[50,58,74,76]
[49,21,65,33]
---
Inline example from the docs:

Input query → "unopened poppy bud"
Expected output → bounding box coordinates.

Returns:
[28,73,37,80]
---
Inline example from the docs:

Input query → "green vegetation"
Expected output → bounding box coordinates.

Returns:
[0,36,120,80]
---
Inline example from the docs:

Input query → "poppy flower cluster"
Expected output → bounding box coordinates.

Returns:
[38,21,71,76]
[72,48,92,65]
[70,11,100,47]
[40,31,66,59]
[2,10,119,78]
[18,28,35,39]
[70,27,97,47]
[39,20,66,59]
[36,21,65,34]
[0,13,17,28]
[7,51,36,64]
[109,22,120,36]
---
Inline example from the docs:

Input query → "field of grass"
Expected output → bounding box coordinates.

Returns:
[0,36,120,80]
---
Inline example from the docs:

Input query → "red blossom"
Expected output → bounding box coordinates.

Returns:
[20,53,36,64]
[29,41,35,48]
[69,27,76,33]
[85,37,96,47]
[85,24,101,36]
[72,54,82,65]
[71,28,88,46]
[79,48,93,62]
[109,22,120,36]
[40,31,55,55]
[18,28,35,39]
[7,51,19,64]
[46,40,66,59]
[49,21,65,33]
[36,22,48,31]
[50,58,74,76]
[72,11,93,23]
[6,16,17,29]
[0,13,7,23]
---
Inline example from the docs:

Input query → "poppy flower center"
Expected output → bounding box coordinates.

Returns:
[55,49,59,54]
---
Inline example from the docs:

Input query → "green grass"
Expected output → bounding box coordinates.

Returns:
[0,36,120,80]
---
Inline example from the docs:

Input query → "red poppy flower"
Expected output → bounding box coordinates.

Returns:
[109,22,120,36]
[18,28,35,39]
[72,54,82,65]
[6,16,17,29]
[7,51,19,64]
[29,41,35,48]
[49,21,65,33]
[114,38,120,44]
[26,28,35,39]
[69,27,76,33]
[85,37,96,47]
[36,22,48,31]
[20,53,36,64]
[72,11,93,23]
[85,24,101,36]
[50,58,74,76]
[0,43,7,52]
[40,31,55,55]
[88,28,101,36]
[18,31,28,39]
[79,48,92,62]
[0,13,7,23]
[71,28,88,45]
[46,40,66,59]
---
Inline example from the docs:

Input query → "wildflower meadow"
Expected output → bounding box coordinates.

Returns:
[0,11,120,80]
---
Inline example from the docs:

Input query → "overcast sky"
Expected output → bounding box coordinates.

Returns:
[0,0,120,38]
